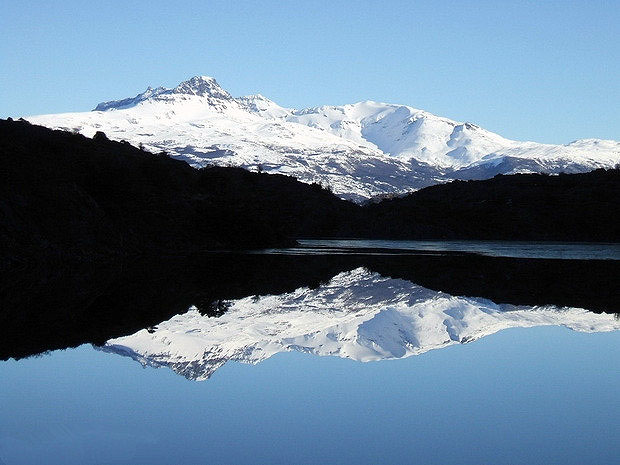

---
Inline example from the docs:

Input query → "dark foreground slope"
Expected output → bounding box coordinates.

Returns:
[0,119,354,267]
[362,169,620,241]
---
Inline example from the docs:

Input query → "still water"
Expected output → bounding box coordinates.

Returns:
[1,250,618,464]
[1,328,618,464]
[274,239,620,260]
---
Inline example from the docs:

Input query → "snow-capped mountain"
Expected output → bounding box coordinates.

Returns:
[100,268,620,381]
[27,76,620,201]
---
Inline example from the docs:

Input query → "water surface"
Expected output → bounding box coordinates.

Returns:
[265,239,620,260]
[1,253,618,464]
[1,327,618,465]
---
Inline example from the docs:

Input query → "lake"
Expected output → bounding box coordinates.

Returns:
[266,239,620,260]
[1,245,618,464]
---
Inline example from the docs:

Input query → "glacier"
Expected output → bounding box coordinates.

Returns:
[100,268,620,381]
[27,75,620,201]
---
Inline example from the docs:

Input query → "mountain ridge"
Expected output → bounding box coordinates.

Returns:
[27,75,620,201]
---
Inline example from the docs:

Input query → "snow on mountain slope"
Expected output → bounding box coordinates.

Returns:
[27,75,620,200]
[100,268,620,381]
[283,102,516,167]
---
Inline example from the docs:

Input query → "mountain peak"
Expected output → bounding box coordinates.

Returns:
[93,75,234,111]
[236,93,291,117]
[93,85,167,111]
[32,74,620,200]
[172,75,232,99]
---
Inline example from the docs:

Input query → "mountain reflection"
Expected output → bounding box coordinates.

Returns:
[3,251,618,361]
[101,268,620,381]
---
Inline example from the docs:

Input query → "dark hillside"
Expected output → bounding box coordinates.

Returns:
[0,119,355,266]
[195,166,358,239]
[362,169,620,241]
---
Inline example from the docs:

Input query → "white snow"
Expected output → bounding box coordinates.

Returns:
[100,268,620,381]
[26,75,620,201]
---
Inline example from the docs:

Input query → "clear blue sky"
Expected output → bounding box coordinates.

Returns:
[1,0,618,144]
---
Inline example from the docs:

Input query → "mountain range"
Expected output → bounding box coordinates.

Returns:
[101,268,620,381]
[27,76,620,201]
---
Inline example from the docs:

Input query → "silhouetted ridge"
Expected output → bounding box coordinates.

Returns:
[0,119,353,266]
[361,170,620,241]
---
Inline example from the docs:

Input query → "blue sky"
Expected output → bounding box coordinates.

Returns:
[1,0,618,144]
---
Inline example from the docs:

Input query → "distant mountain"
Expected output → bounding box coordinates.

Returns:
[102,268,620,381]
[27,76,620,201]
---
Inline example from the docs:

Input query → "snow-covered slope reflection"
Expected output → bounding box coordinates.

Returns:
[101,268,619,380]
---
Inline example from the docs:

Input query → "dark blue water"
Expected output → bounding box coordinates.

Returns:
[264,239,620,260]
[1,327,619,464]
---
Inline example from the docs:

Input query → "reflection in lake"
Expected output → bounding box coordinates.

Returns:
[101,268,620,381]
[1,249,619,465]
[4,252,617,361]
